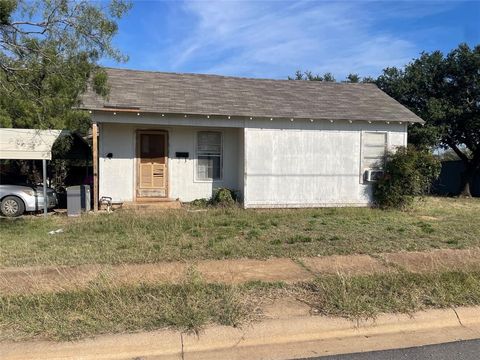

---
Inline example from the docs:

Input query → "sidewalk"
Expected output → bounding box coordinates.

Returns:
[1,306,479,360]
[1,248,479,294]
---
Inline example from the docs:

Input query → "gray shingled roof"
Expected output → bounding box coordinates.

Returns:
[80,68,423,123]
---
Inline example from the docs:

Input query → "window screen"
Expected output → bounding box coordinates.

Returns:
[363,132,387,170]
[140,134,165,161]
[197,131,222,180]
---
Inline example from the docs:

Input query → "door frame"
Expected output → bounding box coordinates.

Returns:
[135,129,169,200]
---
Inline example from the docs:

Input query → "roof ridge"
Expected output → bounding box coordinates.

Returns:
[103,67,377,86]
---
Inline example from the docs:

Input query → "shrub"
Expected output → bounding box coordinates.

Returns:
[373,147,440,209]
[210,188,237,207]
[190,198,209,208]
[190,188,238,208]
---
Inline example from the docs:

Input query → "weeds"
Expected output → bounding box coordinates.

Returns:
[0,197,479,266]
[1,270,479,341]
[294,271,480,320]
[0,269,247,341]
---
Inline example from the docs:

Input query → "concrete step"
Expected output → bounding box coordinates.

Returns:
[122,200,182,210]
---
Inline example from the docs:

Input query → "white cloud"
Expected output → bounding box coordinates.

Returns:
[161,0,450,79]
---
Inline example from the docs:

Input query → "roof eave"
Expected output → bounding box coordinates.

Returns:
[82,107,424,124]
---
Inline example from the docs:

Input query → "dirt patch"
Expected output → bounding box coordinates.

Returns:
[260,297,311,319]
[381,248,480,272]
[108,262,187,285]
[417,215,440,221]
[0,263,189,295]
[197,258,312,284]
[0,249,478,295]
[0,259,312,295]
[112,258,312,286]
[0,265,103,295]
[300,255,388,275]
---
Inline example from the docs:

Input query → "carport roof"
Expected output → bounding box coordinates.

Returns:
[0,128,65,160]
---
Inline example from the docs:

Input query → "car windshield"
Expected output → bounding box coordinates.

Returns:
[0,174,34,186]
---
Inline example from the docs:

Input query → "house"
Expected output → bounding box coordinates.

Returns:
[81,68,423,208]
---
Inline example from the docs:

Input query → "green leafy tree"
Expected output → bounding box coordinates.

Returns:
[376,43,480,196]
[345,73,360,83]
[290,70,375,83]
[322,72,335,82]
[361,75,376,83]
[0,0,131,132]
[289,70,336,82]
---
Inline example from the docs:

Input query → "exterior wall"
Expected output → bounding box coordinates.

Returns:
[237,129,245,201]
[99,123,135,202]
[95,112,408,207]
[168,126,240,201]
[243,119,407,208]
[98,120,241,203]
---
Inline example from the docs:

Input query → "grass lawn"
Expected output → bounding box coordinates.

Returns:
[0,197,479,267]
[2,269,479,341]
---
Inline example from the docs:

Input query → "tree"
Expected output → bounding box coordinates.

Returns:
[345,73,360,83]
[322,72,335,82]
[288,70,336,82]
[436,147,471,161]
[361,75,376,84]
[289,70,375,83]
[377,44,480,196]
[0,0,131,132]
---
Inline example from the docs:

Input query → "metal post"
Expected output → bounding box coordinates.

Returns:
[92,122,98,212]
[43,159,47,216]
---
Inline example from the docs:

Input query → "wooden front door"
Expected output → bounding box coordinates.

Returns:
[136,131,168,198]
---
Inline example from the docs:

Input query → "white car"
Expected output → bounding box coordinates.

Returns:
[0,183,58,217]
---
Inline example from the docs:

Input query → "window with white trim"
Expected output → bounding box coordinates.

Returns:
[197,131,222,181]
[362,132,387,170]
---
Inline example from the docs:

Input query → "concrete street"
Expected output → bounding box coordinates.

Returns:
[298,339,480,360]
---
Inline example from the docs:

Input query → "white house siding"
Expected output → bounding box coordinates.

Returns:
[95,113,408,206]
[168,126,240,201]
[99,123,135,202]
[237,129,245,200]
[243,120,407,208]
[98,120,241,203]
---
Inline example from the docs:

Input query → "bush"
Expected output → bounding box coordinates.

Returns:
[190,198,209,208]
[210,188,237,207]
[373,147,441,209]
[190,188,238,208]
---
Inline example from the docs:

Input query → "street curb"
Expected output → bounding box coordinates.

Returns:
[1,307,480,360]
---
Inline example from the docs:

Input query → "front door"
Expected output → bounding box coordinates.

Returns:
[136,131,168,198]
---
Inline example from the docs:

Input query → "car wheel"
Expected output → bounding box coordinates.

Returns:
[0,196,25,217]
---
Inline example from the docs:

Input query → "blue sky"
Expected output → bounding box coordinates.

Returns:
[101,0,480,80]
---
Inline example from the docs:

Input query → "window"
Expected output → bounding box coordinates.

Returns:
[197,131,222,180]
[140,134,165,161]
[362,132,387,170]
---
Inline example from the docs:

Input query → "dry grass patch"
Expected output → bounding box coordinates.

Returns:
[1,270,480,342]
[292,271,480,320]
[0,197,479,267]
[0,269,249,341]
[381,248,480,273]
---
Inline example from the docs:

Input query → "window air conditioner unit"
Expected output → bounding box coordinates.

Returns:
[365,169,384,182]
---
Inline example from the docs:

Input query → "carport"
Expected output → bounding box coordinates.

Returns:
[0,128,65,215]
